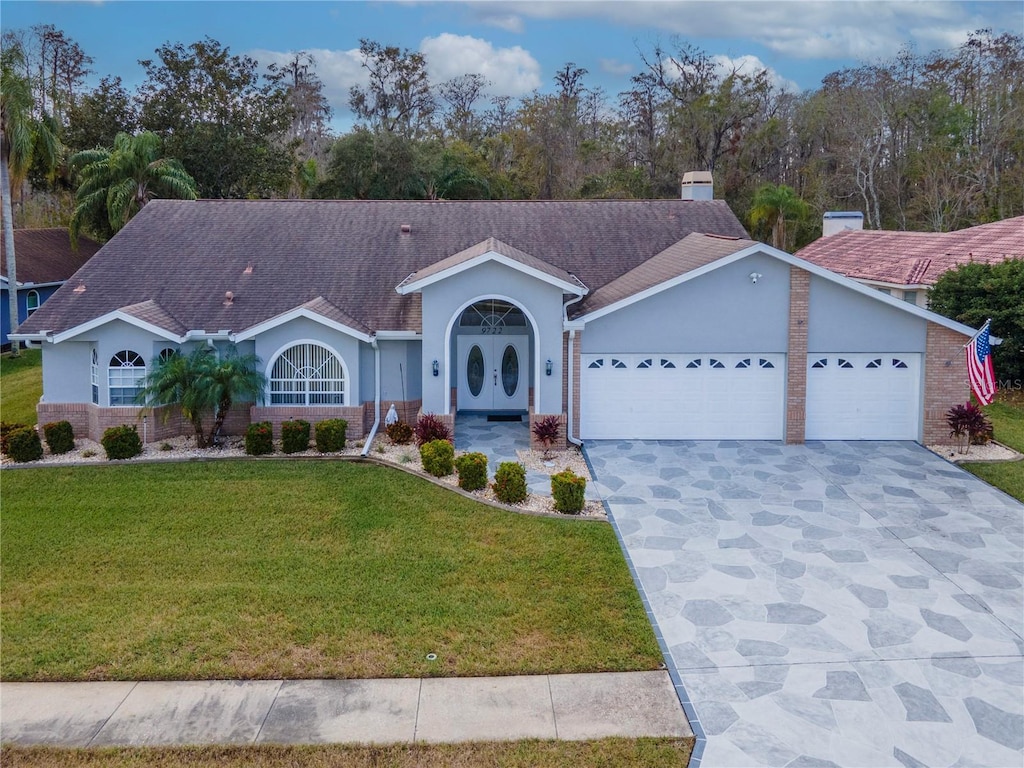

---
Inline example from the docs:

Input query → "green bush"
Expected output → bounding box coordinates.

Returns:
[454,451,488,491]
[43,420,75,455]
[101,425,142,460]
[315,418,347,452]
[282,419,311,453]
[245,421,274,456]
[551,469,586,514]
[6,426,43,463]
[493,461,528,505]
[386,420,413,445]
[420,439,454,477]
[1,422,28,455]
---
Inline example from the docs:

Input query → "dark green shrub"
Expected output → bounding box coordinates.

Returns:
[493,461,528,505]
[245,421,274,456]
[454,451,488,491]
[386,420,413,445]
[281,419,311,454]
[414,413,452,446]
[43,420,75,454]
[551,469,586,514]
[420,439,454,477]
[1,422,28,455]
[6,426,43,463]
[315,418,347,452]
[101,424,143,460]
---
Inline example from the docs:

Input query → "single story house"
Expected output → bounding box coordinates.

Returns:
[796,214,1023,308]
[13,197,976,446]
[2,228,101,346]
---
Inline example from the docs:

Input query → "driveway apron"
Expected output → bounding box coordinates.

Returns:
[586,440,1023,768]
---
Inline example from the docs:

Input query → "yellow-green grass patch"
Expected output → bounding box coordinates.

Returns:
[1,348,42,426]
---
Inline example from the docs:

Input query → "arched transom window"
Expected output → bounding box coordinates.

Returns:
[108,350,145,406]
[270,343,345,405]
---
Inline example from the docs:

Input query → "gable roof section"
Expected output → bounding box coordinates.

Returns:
[1,228,101,286]
[17,199,748,339]
[795,216,1023,286]
[53,299,186,343]
[396,236,588,295]
[234,296,372,342]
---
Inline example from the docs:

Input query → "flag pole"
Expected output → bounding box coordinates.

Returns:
[962,318,992,350]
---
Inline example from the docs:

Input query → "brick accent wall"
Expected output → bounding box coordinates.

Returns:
[923,322,970,444]
[786,267,811,444]
[383,399,422,427]
[249,405,369,440]
[418,408,455,435]
[37,402,187,443]
[528,410,568,451]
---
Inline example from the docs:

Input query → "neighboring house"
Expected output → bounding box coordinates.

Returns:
[1,228,101,347]
[13,197,978,447]
[796,214,1024,308]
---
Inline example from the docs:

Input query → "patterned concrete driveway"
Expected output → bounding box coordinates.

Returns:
[585,440,1023,768]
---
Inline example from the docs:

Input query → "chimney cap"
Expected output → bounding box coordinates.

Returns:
[681,171,714,185]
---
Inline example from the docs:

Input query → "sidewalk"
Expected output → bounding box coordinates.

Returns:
[1,671,691,747]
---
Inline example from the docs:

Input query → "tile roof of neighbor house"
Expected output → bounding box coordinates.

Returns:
[0,228,101,285]
[17,199,749,337]
[795,216,1024,286]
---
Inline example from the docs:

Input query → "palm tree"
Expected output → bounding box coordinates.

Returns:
[70,131,197,244]
[749,183,811,251]
[2,43,62,356]
[140,345,265,448]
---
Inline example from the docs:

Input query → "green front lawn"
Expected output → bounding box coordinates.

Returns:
[1,461,661,682]
[0,348,42,426]
[962,393,1024,502]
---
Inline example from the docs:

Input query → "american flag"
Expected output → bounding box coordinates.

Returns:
[966,320,996,406]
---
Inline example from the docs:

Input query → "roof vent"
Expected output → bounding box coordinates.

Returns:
[243,261,253,275]
[223,291,234,306]
[73,283,86,293]
[400,224,412,234]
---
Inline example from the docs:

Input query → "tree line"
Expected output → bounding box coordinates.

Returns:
[3,25,1022,250]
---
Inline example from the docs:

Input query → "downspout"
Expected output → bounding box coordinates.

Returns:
[563,295,585,447]
[360,336,381,457]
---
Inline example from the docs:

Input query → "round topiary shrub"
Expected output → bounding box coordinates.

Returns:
[315,418,347,452]
[420,439,454,477]
[245,421,274,456]
[551,469,586,514]
[282,419,311,454]
[43,420,75,455]
[454,451,488,491]
[101,424,143,460]
[386,420,413,445]
[6,426,43,463]
[493,461,528,505]
[1,422,28,456]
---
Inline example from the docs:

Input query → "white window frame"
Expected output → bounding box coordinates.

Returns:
[268,341,347,406]
[25,290,40,316]
[108,350,146,406]
[91,348,99,404]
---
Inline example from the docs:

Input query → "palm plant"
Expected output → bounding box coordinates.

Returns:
[748,183,811,251]
[139,345,265,448]
[2,42,62,357]
[70,130,197,244]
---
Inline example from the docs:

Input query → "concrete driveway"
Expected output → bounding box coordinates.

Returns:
[586,440,1023,768]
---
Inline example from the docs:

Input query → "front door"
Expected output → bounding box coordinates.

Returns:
[457,335,529,411]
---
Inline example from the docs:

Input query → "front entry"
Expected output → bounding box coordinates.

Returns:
[457,335,529,411]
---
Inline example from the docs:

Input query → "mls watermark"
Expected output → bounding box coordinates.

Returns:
[997,379,1023,390]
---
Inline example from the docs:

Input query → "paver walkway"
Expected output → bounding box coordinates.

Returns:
[1,671,690,747]
[586,440,1024,768]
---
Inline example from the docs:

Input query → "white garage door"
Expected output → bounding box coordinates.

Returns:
[580,353,785,440]
[805,354,921,440]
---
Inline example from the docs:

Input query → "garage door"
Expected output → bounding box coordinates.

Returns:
[806,354,921,440]
[580,353,785,440]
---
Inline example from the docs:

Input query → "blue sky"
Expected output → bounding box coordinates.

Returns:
[2,1,1020,131]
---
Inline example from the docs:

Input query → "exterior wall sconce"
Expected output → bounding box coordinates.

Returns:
[749,272,762,284]
[546,359,553,376]
[432,359,439,377]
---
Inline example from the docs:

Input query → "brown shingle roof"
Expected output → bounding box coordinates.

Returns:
[1,228,101,285]
[795,217,1024,286]
[18,199,748,337]
[119,300,188,335]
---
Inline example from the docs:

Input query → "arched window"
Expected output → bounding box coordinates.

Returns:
[91,349,99,404]
[269,343,345,405]
[108,350,145,405]
[26,290,40,316]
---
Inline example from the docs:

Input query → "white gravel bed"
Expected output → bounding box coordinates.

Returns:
[926,440,1023,463]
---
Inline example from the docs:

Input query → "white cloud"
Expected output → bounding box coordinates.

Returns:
[419,33,542,96]
[712,54,800,94]
[600,58,634,76]
[249,47,366,117]
[478,13,525,33]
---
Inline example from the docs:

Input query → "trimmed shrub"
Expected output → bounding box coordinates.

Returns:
[420,439,454,477]
[454,451,488,491]
[6,426,43,463]
[551,469,586,514]
[1,422,28,455]
[493,461,528,505]
[414,413,452,447]
[43,420,75,455]
[315,418,347,452]
[532,414,561,457]
[245,421,274,456]
[101,425,142,460]
[281,419,311,454]
[386,420,413,445]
